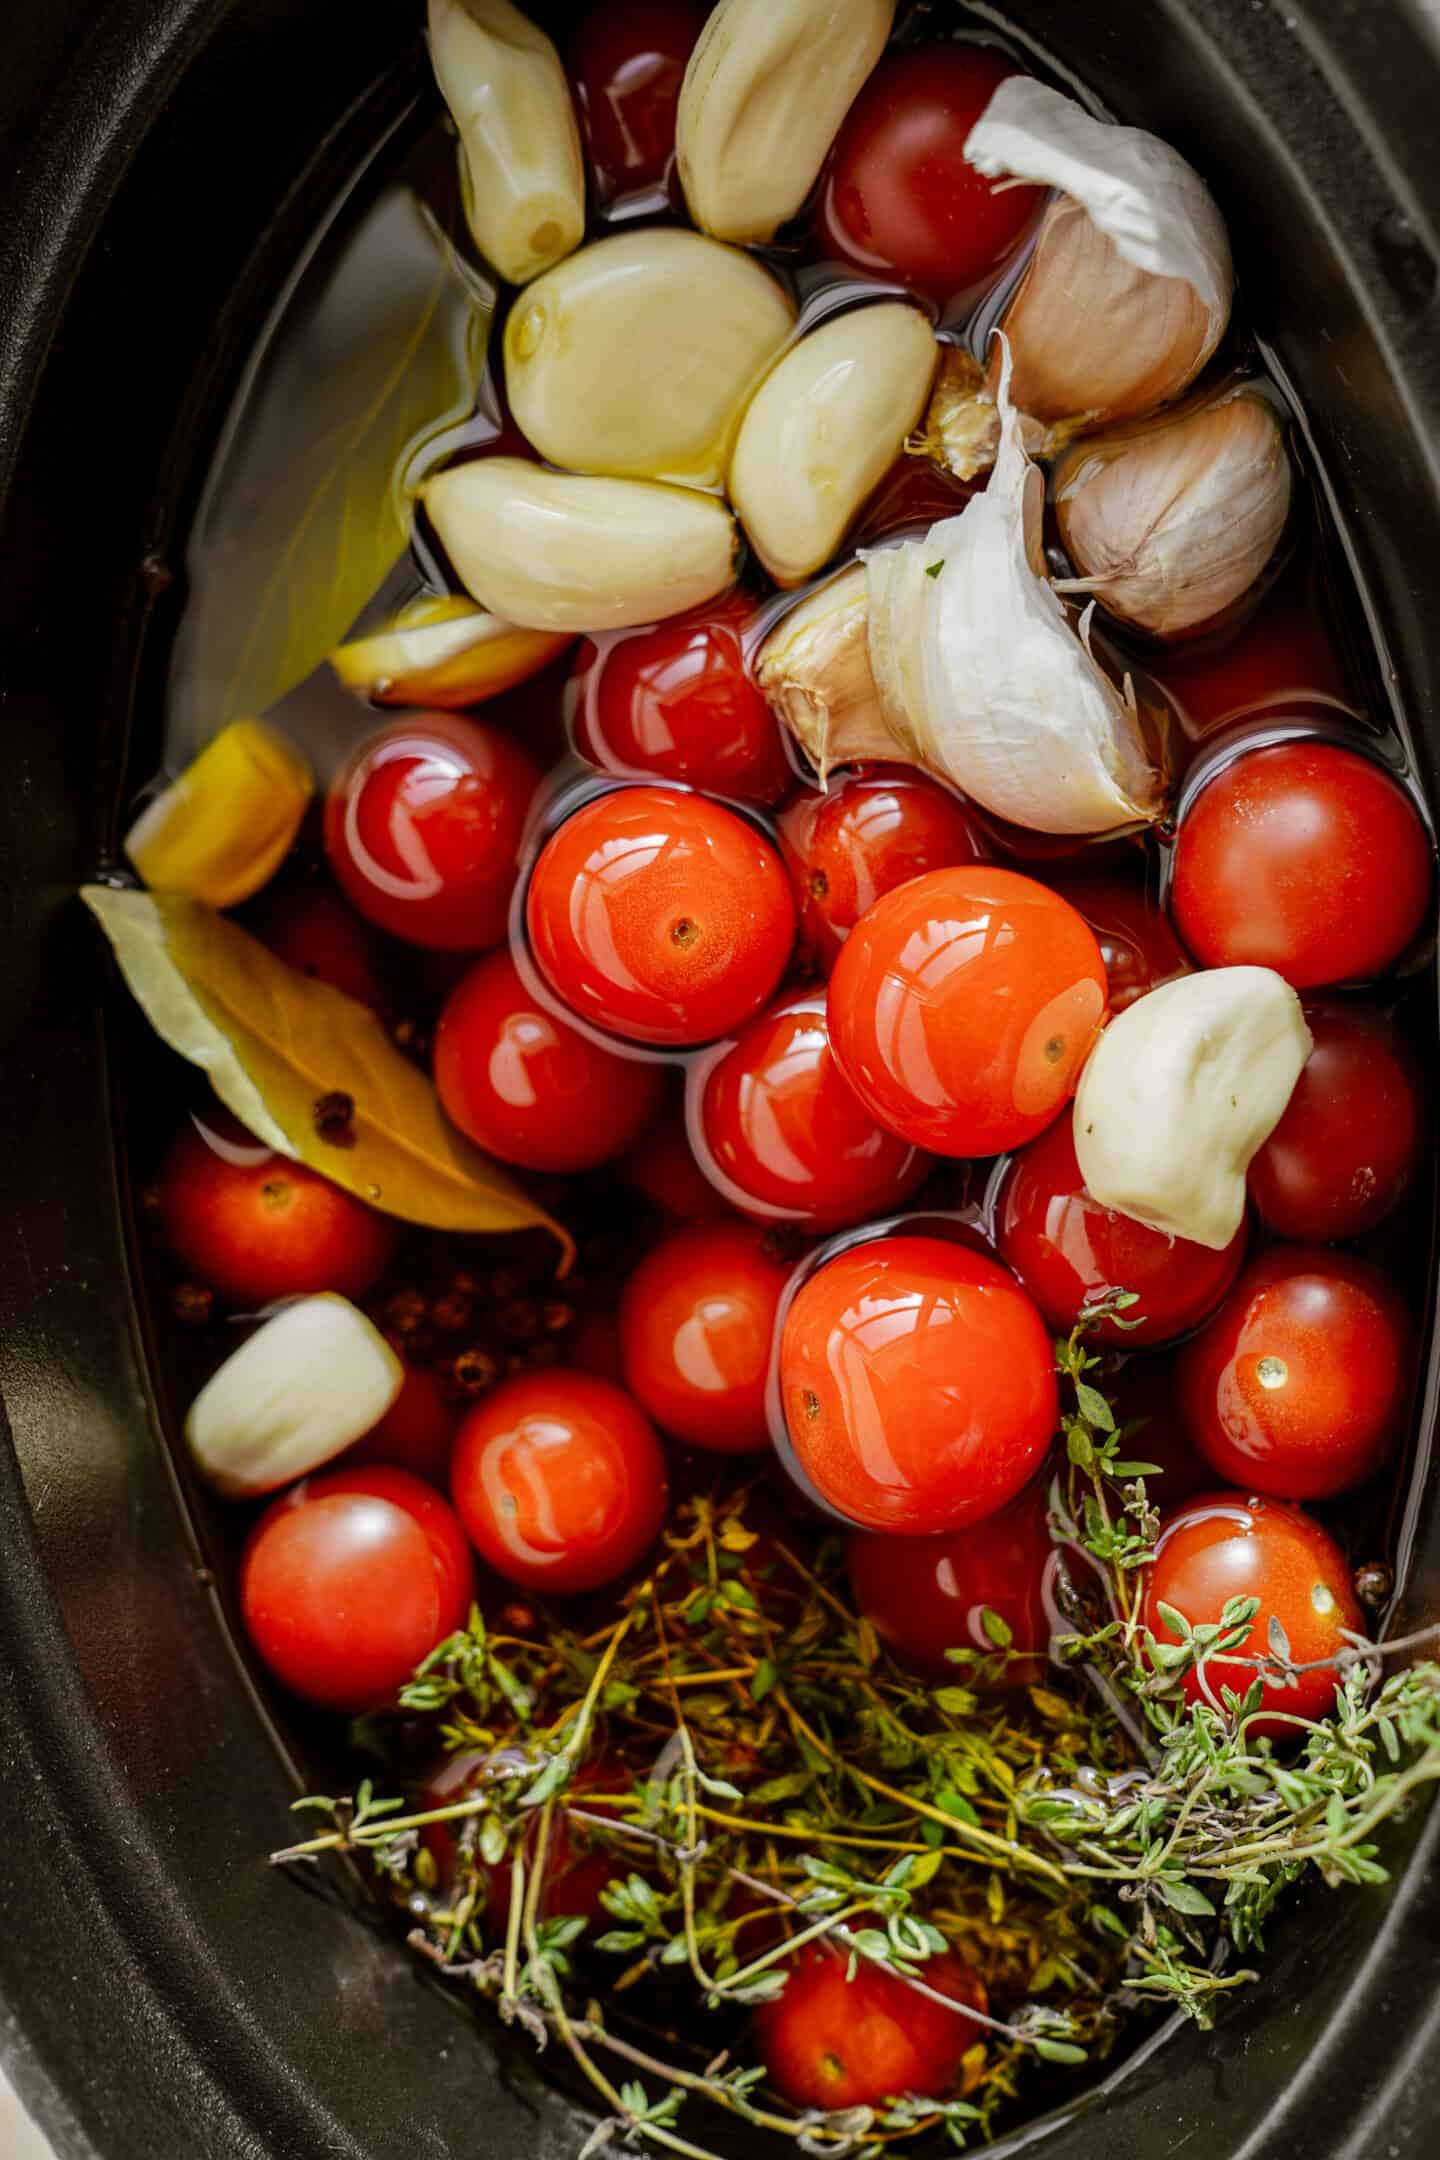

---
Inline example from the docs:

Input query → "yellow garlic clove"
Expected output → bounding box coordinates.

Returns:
[755,564,903,783]
[676,0,896,244]
[730,303,939,586]
[427,0,585,286]
[330,595,573,708]
[420,457,739,633]
[505,230,796,489]
[125,719,313,909]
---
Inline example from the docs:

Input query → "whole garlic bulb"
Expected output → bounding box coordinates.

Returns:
[1053,389,1292,638]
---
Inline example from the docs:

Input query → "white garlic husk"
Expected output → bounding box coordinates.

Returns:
[754,564,901,781]
[1054,388,1291,638]
[1073,968,1313,1250]
[187,1295,403,1499]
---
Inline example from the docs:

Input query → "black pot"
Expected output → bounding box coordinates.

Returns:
[2,2,1439,2154]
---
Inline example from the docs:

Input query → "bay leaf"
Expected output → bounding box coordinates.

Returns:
[83,886,573,1268]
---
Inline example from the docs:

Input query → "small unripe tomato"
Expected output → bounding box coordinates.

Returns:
[619,1220,792,1453]
[754,1944,986,2110]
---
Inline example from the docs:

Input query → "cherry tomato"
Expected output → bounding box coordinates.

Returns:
[567,1310,625,1384]
[1247,1000,1423,1240]
[619,1088,733,1222]
[1106,1356,1214,1510]
[242,869,389,1009]
[780,1234,1058,1533]
[754,1945,986,2110]
[420,1749,625,1927]
[240,1466,474,1712]
[344,1362,459,1486]
[1176,1247,1411,1501]
[846,1476,1054,1684]
[1170,740,1432,987]
[1141,1491,1362,1730]
[450,1372,668,1592]
[776,769,984,974]
[434,947,665,1172]
[618,1220,792,1453]
[828,867,1107,1157]
[526,785,797,1046]
[570,602,789,806]
[324,714,541,951]
[1149,554,1351,738]
[567,0,705,202]
[1045,870,1191,1014]
[815,45,1044,301]
[155,1111,397,1307]
[692,991,931,1230]
[996,1106,1246,1348]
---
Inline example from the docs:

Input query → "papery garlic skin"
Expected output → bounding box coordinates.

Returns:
[330,596,572,709]
[187,1294,404,1498]
[428,0,585,286]
[1073,967,1313,1250]
[730,304,938,585]
[676,0,895,244]
[505,230,796,488]
[755,564,902,780]
[421,458,739,632]
[1054,389,1292,638]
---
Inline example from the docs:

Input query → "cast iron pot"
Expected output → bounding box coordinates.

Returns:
[3,2,1440,2154]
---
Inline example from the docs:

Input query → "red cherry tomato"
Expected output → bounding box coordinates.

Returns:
[155,1111,397,1307]
[420,1748,625,1926]
[996,1106,1246,1348]
[434,947,664,1172]
[1170,740,1432,987]
[780,1234,1058,1533]
[1176,1247,1411,1501]
[526,785,797,1047]
[1150,554,1351,738]
[692,991,931,1230]
[324,714,541,951]
[450,1372,668,1592]
[754,1945,986,2110]
[846,1476,1054,1684]
[776,769,984,974]
[619,1220,792,1453]
[619,1088,733,1222]
[570,603,789,806]
[1106,1356,1214,1509]
[828,867,1107,1157]
[816,45,1044,301]
[567,0,705,202]
[1141,1492,1362,1731]
[240,1466,474,1712]
[567,1310,625,1384]
[1045,870,1191,1014]
[242,870,390,1009]
[344,1362,459,1487]
[1247,1000,1423,1240]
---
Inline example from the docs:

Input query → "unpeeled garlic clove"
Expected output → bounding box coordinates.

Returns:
[330,595,573,708]
[125,720,314,909]
[504,229,795,488]
[421,457,739,632]
[1053,389,1292,638]
[755,564,902,782]
[428,0,585,286]
[676,0,895,243]
[730,303,939,586]
[909,345,1000,484]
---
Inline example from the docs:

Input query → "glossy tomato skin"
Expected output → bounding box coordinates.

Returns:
[324,713,541,951]
[240,1467,474,1713]
[155,1113,398,1307]
[828,867,1107,1158]
[776,769,984,974]
[434,947,665,1172]
[243,869,390,1009]
[1176,1247,1411,1501]
[693,991,932,1230]
[1141,1491,1362,1731]
[344,1362,459,1487]
[780,1234,1058,1533]
[1106,1356,1214,1510]
[526,785,797,1047]
[815,45,1044,301]
[1045,870,1192,1014]
[1170,740,1432,987]
[996,1106,1247,1347]
[450,1373,668,1592]
[567,0,705,202]
[1247,1001,1423,1240]
[754,1945,985,2110]
[619,1089,733,1222]
[570,603,789,806]
[845,1476,1053,1684]
[619,1220,793,1452]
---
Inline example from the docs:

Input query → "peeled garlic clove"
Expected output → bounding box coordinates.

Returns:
[428,0,585,286]
[331,595,572,708]
[421,457,739,633]
[125,720,314,909]
[755,564,902,781]
[1073,967,1313,1250]
[677,0,895,243]
[187,1294,403,1498]
[505,230,795,489]
[730,303,938,586]
[1054,389,1292,638]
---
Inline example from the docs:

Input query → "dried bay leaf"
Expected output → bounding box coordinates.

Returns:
[83,886,573,1267]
